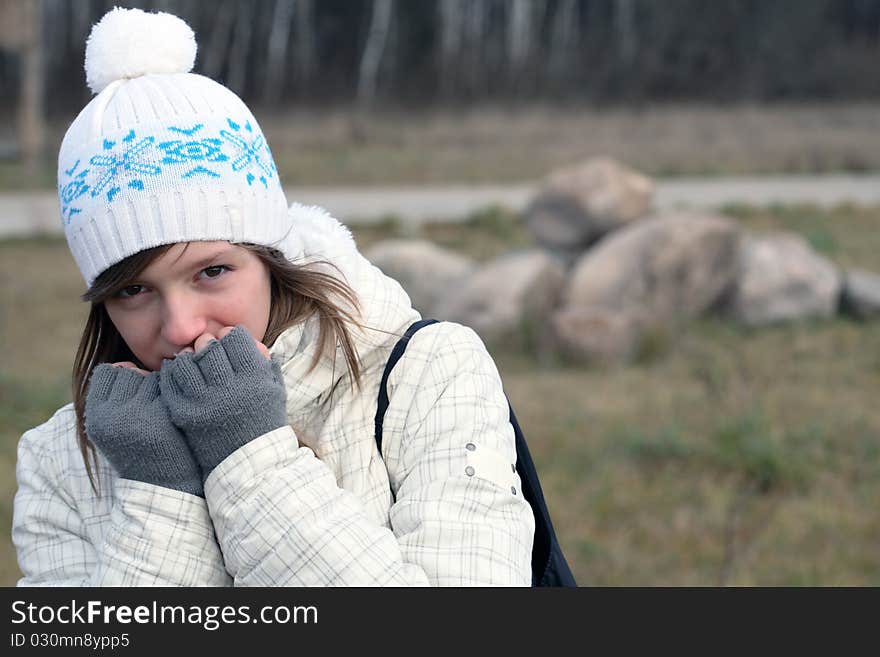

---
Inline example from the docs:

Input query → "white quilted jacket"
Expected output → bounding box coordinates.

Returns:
[12,205,534,586]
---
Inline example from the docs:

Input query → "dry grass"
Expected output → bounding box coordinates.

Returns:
[263,102,880,183]
[499,316,880,585]
[1,204,879,585]
[3,103,880,189]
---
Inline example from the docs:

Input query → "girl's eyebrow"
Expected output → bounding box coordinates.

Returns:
[176,246,237,272]
[121,246,238,289]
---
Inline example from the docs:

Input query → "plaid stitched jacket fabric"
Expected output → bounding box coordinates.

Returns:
[12,206,534,586]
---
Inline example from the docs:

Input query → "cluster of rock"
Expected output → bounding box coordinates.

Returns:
[365,158,880,364]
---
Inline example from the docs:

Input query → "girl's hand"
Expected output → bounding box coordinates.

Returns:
[85,365,205,497]
[159,325,288,480]
[176,327,272,360]
[110,361,151,375]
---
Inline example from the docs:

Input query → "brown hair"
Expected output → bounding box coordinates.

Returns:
[72,243,363,493]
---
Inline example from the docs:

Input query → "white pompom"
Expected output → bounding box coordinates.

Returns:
[85,7,197,94]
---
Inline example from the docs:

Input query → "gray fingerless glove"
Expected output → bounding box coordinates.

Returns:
[85,365,204,497]
[159,325,288,480]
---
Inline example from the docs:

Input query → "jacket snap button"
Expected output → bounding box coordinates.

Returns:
[465,466,475,476]
[511,487,517,495]
[465,443,476,451]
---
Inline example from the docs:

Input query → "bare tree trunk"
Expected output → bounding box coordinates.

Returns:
[227,0,255,96]
[615,0,637,69]
[464,0,488,98]
[0,0,24,50]
[203,0,236,81]
[531,0,548,94]
[548,0,579,84]
[70,0,90,47]
[356,0,394,108]
[19,0,45,175]
[507,0,545,96]
[294,0,315,89]
[263,0,295,105]
[437,0,464,98]
[507,0,532,69]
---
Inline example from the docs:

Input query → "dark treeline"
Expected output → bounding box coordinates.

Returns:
[4,0,880,115]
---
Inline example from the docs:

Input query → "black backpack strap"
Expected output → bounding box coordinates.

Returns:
[375,318,577,587]
[508,406,578,587]
[374,319,440,455]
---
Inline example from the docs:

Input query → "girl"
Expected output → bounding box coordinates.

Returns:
[12,8,533,586]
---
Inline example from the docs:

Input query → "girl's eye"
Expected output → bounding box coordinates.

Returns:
[201,265,229,279]
[117,284,145,298]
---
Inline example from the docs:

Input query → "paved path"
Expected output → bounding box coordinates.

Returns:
[3,174,880,238]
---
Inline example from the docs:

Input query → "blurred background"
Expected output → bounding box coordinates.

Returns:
[1,0,879,586]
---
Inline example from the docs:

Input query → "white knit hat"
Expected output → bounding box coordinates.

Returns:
[58,7,293,287]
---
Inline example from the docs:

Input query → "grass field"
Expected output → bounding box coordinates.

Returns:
[3,102,880,189]
[1,204,879,586]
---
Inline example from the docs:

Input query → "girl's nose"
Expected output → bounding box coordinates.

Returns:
[160,293,208,351]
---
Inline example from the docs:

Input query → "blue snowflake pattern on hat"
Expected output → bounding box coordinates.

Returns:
[58,118,280,226]
[220,119,277,188]
[159,123,229,179]
[88,129,162,203]
[59,160,91,224]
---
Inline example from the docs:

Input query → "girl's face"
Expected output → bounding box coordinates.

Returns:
[104,241,272,371]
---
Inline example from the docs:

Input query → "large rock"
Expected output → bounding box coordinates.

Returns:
[524,157,655,256]
[562,212,742,326]
[549,306,649,366]
[840,268,880,320]
[726,233,842,326]
[435,249,566,347]
[365,239,474,316]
